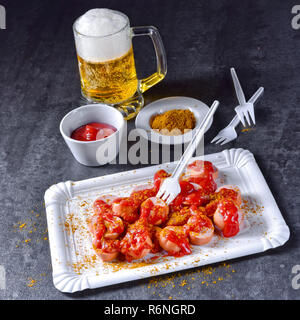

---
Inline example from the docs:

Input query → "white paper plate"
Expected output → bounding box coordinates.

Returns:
[135,96,213,145]
[44,148,290,293]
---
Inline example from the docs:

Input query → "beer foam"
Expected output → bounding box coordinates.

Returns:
[76,9,127,37]
[74,9,131,62]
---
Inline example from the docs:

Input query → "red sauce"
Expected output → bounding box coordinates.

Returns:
[153,169,170,191]
[217,199,239,237]
[140,198,168,226]
[93,199,112,218]
[169,194,185,212]
[187,160,215,177]
[169,181,196,210]
[89,160,242,263]
[71,122,117,141]
[104,216,124,235]
[205,188,240,216]
[119,222,152,262]
[187,175,217,194]
[187,214,213,233]
[217,188,240,205]
[112,197,139,223]
[130,188,156,207]
[205,199,219,216]
[91,199,125,243]
[179,181,196,195]
[162,227,191,257]
[184,190,210,206]
[150,227,163,253]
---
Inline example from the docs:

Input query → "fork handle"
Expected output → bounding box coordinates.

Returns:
[172,100,219,180]
[231,68,247,105]
[248,87,264,104]
[229,114,241,129]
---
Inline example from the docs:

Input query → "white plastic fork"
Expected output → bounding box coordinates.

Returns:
[231,67,255,127]
[156,100,220,205]
[211,87,264,145]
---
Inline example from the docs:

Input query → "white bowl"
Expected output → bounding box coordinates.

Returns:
[135,96,213,145]
[60,104,125,166]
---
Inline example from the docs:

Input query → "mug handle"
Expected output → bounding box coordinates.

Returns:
[131,26,167,93]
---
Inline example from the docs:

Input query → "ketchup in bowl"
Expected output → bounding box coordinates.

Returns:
[71,122,117,141]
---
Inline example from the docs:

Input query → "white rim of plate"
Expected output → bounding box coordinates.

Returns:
[135,96,213,145]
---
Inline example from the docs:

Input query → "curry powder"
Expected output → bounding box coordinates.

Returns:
[150,109,196,135]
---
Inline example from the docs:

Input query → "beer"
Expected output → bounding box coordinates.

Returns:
[78,47,138,103]
[74,9,137,103]
[73,9,167,117]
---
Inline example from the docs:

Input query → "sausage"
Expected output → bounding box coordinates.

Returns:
[186,160,218,180]
[120,221,153,261]
[130,186,156,207]
[93,198,113,217]
[140,197,169,226]
[103,216,124,240]
[153,169,170,191]
[187,214,214,245]
[213,208,225,230]
[112,197,139,223]
[96,250,119,262]
[216,185,242,207]
[150,226,163,253]
[213,199,240,237]
[158,226,191,256]
[94,239,120,262]
[166,207,191,226]
[158,226,182,253]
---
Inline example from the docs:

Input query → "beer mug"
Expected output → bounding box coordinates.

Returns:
[73,9,167,119]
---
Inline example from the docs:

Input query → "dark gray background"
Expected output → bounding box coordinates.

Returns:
[0,0,299,300]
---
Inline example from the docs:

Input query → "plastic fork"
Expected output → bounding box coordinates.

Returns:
[231,67,255,127]
[156,100,220,205]
[211,87,264,145]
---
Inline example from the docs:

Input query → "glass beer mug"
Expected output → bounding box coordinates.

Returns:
[73,9,167,120]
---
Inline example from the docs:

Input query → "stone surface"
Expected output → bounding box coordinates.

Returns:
[0,0,299,299]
